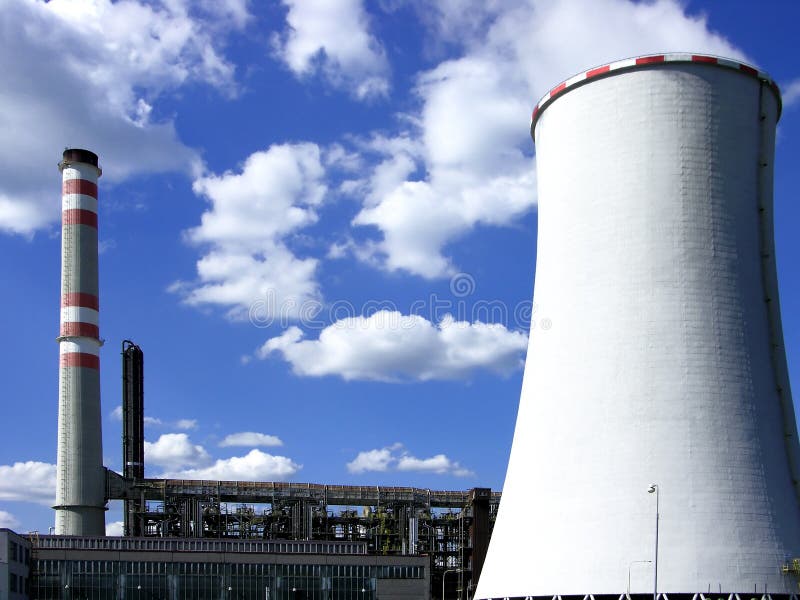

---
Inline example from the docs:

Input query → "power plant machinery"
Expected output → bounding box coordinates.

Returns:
[477,54,800,599]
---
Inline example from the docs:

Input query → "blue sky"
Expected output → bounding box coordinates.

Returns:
[1,0,799,534]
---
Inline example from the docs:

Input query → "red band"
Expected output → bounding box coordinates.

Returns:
[61,293,99,310]
[691,55,718,64]
[636,55,665,65]
[739,64,758,77]
[62,209,97,228]
[550,82,566,97]
[60,322,100,339]
[63,179,97,198]
[60,353,100,369]
[586,65,610,79]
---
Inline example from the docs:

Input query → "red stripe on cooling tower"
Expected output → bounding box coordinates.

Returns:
[62,209,97,228]
[60,353,100,369]
[60,322,100,339]
[586,65,610,78]
[739,64,758,77]
[532,106,540,122]
[636,55,665,65]
[550,82,566,97]
[61,293,99,310]
[62,179,97,198]
[692,55,718,64]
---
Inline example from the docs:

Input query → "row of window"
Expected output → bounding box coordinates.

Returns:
[9,572,28,594]
[8,539,30,564]
[34,560,423,580]
[36,536,367,555]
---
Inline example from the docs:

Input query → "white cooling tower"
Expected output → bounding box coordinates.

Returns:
[477,54,800,599]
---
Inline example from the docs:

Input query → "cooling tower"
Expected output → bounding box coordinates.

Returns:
[55,148,106,536]
[477,54,800,599]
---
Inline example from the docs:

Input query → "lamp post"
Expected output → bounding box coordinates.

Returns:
[442,569,459,600]
[648,484,659,600]
[627,560,652,595]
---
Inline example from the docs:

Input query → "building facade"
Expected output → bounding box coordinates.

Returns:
[1,529,31,600]
[28,536,427,600]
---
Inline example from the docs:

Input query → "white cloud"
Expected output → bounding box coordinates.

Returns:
[397,454,474,476]
[257,311,527,381]
[219,432,284,448]
[347,444,473,477]
[174,144,326,320]
[145,416,165,427]
[0,461,57,505]
[161,449,301,481]
[0,509,21,530]
[346,445,399,473]
[0,0,248,236]
[175,419,198,430]
[110,405,123,420]
[273,0,389,99]
[783,79,800,109]
[348,0,745,277]
[106,521,124,536]
[144,433,211,470]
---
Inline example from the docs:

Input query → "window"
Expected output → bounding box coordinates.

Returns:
[10,572,17,592]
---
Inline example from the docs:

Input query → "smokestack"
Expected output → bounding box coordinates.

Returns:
[122,340,144,536]
[477,55,800,598]
[55,148,106,536]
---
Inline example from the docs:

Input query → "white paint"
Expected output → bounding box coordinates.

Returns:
[61,165,99,183]
[477,60,800,598]
[60,306,99,327]
[59,338,100,356]
[62,194,98,213]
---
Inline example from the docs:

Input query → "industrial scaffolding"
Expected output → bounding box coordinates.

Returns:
[106,472,499,600]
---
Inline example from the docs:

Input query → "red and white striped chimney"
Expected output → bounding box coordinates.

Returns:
[55,148,106,536]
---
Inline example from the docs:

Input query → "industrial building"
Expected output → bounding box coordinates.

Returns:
[478,53,800,598]
[1,149,499,599]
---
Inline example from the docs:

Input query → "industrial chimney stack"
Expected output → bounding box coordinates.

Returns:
[55,148,106,536]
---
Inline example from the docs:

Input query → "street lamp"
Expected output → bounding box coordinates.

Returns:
[627,560,652,595]
[648,484,659,600]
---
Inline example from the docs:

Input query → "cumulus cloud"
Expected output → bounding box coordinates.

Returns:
[144,433,211,470]
[0,461,57,505]
[219,432,284,448]
[0,509,21,530]
[106,521,124,536]
[160,449,301,481]
[347,0,745,277]
[175,419,198,430]
[257,311,527,381]
[347,444,473,477]
[173,144,326,320]
[273,0,389,99]
[346,444,400,473]
[0,0,248,236]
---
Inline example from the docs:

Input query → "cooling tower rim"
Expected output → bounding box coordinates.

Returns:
[530,53,782,140]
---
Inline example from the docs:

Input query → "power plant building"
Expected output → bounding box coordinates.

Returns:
[477,54,800,599]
